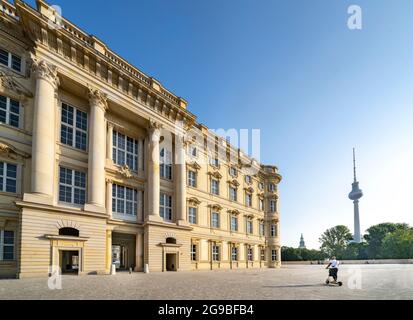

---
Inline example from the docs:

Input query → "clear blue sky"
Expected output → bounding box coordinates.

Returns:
[27,0,413,248]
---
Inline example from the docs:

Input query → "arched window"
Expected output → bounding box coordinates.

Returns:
[59,227,79,237]
[166,237,176,244]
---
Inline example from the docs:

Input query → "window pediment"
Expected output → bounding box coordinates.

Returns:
[244,186,254,194]
[227,179,240,187]
[187,197,201,206]
[227,209,240,215]
[0,71,33,98]
[187,161,201,170]
[208,171,222,179]
[0,141,30,160]
[209,203,223,211]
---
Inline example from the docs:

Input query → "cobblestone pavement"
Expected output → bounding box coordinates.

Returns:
[0,265,412,300]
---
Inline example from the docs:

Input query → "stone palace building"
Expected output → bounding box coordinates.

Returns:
[0,0,281,278]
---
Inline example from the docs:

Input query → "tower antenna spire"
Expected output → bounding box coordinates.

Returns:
[353,147,357,182]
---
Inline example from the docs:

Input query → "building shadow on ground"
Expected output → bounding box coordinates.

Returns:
[263,284,326,288]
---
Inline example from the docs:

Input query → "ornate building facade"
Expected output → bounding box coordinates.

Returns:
[0,0,281,278]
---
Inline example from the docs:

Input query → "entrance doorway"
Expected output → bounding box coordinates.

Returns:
[112,233,136,270]
[60,250,79,274]
[165,253,177,271]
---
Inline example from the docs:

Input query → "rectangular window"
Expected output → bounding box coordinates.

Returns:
[160,193,172,221]
[0,48,22,72]
[229,167,237,177]
[0,230,15,261]
[210,156,219,167]
[231,246,238,261]
[191,244,197,261]
[260,249,265,261]
[0,161,17,193]
[230,216,238,231]
[0,95,21,128]
[270,224,277,237]
[247,220,253,234]
[112,184,138,217]
[272,249,277,262]
[58,167,86,205]
[245,193,252,207]
[212,245,220,261]
[113,131,139,171]
[188,145,197,158]
[187,170,197,188]
[247,247,253,261]
[211,212,220,228]
[269,199,276,213]
[211,179,219,195]
[61,103,88,151]
[269,183,276,192]
[259,222,265,236]
[160,148,172,180]
[229,187,237,201]
[259,199,264,211]
[188,207,197,224]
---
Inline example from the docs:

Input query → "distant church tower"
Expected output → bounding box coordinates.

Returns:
[348,148,363,243]
[299,233,306,249]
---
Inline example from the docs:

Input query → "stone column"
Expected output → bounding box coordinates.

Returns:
[277,247,282,267]
[146,120,162,221]
[106,122,113,161]
[175,134,187,226]
[29,60,59,201]
[135,232,143,271]
[85,87,108,213]
[105,229,112,274]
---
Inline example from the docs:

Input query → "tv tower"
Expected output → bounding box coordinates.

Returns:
[348,148,363,243]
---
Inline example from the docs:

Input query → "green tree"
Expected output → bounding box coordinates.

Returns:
[281,246,302,261]
[319,225,353,258]
[364,223,410,258]
[380,228,413,259]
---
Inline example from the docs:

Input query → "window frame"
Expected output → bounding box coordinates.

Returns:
[247,247,253,261]
[211,211,220,229]
[191,243,197,261]
[160,148,172,180]
[58,166,87,205]
[270,224,277,237]
[246,219,253,234]
[259,222,265,237]
[0,48,22,73]
[112,183,138,219]
[245,193,252,207]
[211,178,220,195]
[272,249,277,262]
[188,206,197,224]
[60,103,88,151]
[112,130,139,171]
[212,245,220,261]
[0,161,17,194]
[229,186,237,202]
[0,229,15,261]
[231,246,238,261]
[160,192,173,221]
[260,249,266,261]
[230,215,238,232]
[187,170,197,188]
[0,95,21,129]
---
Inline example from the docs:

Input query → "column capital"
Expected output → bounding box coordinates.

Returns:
[31,59,59,89]
[88,86,108,111]
[148,119,163,141]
